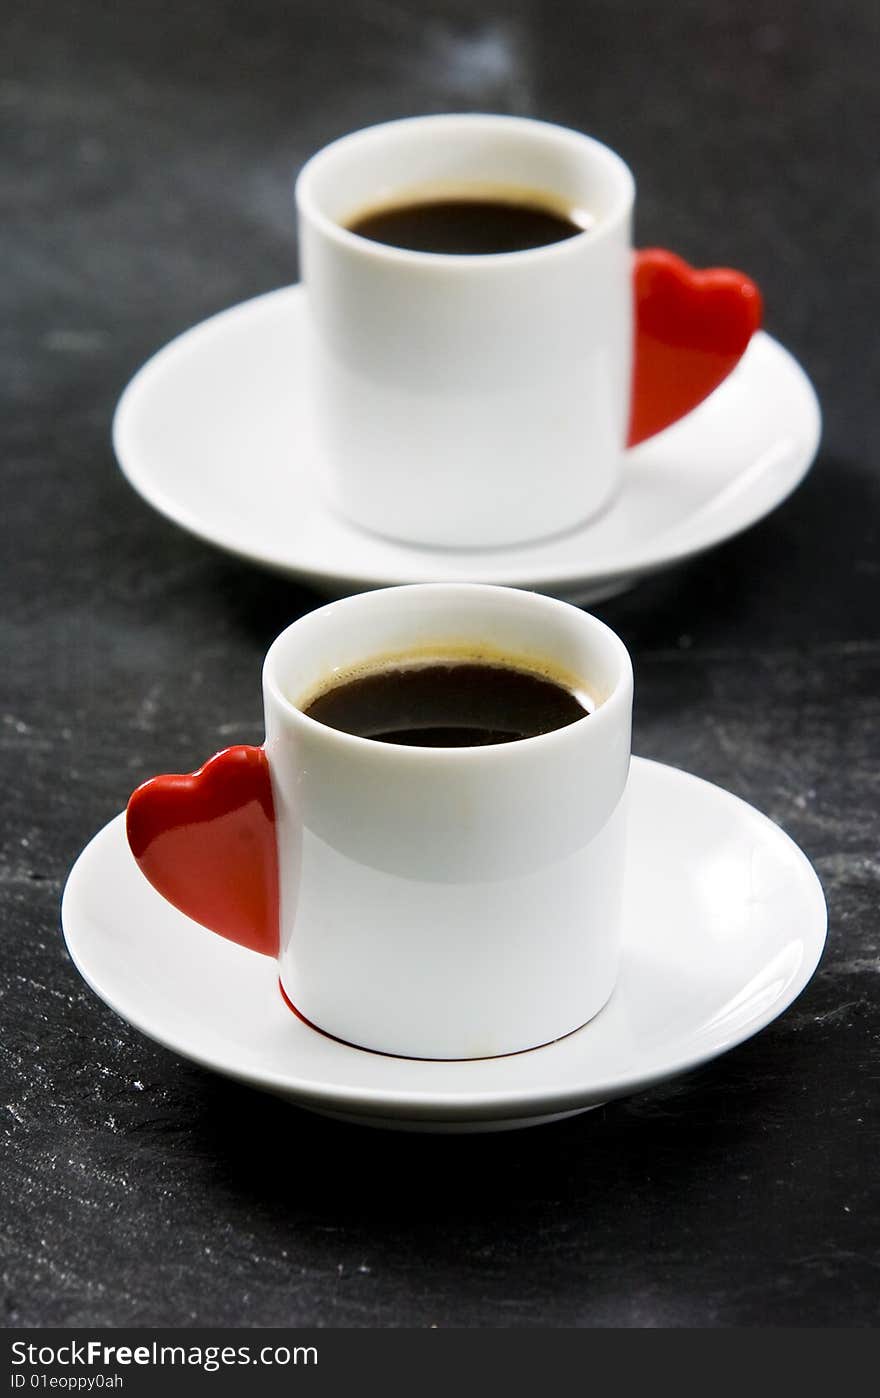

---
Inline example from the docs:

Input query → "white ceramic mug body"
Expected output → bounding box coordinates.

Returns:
[262,584,633,1058]
[296,116,635,549]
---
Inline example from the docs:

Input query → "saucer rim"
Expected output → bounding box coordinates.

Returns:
[61,757,827,1124]
[112,286,822,594]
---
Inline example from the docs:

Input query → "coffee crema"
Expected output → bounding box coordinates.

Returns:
[346,191,590,256]
[301,659,590,747]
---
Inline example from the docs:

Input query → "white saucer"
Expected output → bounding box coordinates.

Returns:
[62,758,826,1132]
[113,287,821,603]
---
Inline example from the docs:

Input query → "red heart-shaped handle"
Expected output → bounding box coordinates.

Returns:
[628,249,763,447]
[126,745,279,955]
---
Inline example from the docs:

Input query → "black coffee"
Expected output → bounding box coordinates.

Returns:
[346,195,587,256]
[303,661,588,747]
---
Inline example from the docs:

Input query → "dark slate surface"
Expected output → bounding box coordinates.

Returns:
[3,0,878,1328]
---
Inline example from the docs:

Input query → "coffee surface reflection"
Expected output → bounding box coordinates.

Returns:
[303,660,589,746]
[346,193,589,256]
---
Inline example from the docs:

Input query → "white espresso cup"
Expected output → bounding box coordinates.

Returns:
[126,585,633,1060]
[295,114,761,550]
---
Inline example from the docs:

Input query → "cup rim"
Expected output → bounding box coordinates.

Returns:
[294,113,635,269]
[262,583,633,759]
